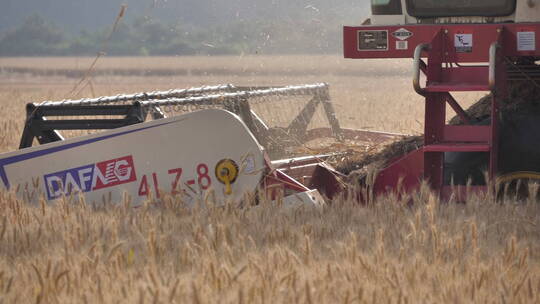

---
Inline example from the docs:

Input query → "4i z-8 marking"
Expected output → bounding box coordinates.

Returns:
[137,163,212,198]
[43,155,214,200]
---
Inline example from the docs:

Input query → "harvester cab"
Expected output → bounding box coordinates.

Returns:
[368,0,539,25]
[345,0,540,198]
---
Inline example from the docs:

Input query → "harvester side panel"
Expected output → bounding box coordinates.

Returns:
[345,23,540,61]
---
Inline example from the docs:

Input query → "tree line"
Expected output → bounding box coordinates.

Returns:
[0,13,346,56]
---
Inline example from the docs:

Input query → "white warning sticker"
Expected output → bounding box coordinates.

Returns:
[396,40,408,50]
[454,33,473,53]
[517,31,536,51]
[242,154,256,174]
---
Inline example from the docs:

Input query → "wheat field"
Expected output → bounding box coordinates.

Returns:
[0,56,538,303]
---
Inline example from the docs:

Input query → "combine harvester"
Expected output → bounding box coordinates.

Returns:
[2,0,539,205]
[0,84,395,206]
[344,0,540,198]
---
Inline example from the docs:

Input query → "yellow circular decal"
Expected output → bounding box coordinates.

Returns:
[215,159,239,195]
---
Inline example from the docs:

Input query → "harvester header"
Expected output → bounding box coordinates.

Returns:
[3,82,399,206]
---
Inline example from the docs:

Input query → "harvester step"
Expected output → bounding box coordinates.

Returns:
[424,143,490,152]
[424,83,490,92]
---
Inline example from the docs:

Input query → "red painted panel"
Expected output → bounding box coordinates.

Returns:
[424,143,490,152]
[424,84,490,92]
[444,125,490,142]
[344,23,540,62]
[373,148,424,196]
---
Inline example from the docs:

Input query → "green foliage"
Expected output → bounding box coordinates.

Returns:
[0,14,68,56]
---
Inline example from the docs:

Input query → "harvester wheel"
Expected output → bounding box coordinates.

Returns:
[496,172,540,200]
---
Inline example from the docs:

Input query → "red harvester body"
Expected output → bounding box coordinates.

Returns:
[344,0,540,198]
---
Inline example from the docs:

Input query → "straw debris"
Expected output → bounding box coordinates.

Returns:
[338,76,540,182]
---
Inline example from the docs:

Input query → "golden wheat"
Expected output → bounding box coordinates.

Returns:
[0,190,538,303]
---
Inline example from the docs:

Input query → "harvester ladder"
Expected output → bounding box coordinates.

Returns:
[413,28,508,193]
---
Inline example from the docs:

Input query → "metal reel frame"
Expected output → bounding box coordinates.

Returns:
[19,84,343,155]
